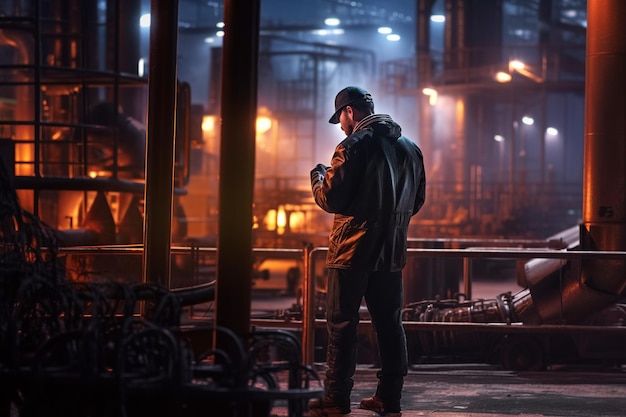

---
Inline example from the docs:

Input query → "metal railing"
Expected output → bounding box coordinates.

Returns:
[56,244,626,366]
[300,246,626,365]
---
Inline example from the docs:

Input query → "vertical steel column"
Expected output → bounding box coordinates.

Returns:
[538,0,552,187]
[514,0,626,325]
[142,0,179,289]
[416,0,432,84]
[416,0,434,187]
[302,244,315,365]
[462,257,472,299]
[539,86,547,187]
[215,0,260,336]
[509,100,517,212]
[581,0,626,298]
[117,0,144,122]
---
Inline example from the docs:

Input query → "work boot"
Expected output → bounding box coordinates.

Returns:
[359,394,401,416]
[307,398,351,416]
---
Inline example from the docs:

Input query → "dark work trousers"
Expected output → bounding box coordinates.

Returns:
[324,267,408,411]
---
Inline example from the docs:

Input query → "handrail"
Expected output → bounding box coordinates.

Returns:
[53,244,626,365]
[302,246,626,365]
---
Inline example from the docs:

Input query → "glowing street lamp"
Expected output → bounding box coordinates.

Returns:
[495,71,512,82]
[139,14,150,28]
[509,60,525,71]
[256,116,272,134]
[422,87,438,105]
[508,60,543,82]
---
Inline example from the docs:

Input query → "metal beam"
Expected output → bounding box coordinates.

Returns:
[142,0,179,289]
[215,0,260,337]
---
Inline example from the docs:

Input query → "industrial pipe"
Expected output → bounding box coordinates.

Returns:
[142,0,179,289]
[511,0,626,324]
[580,0,626,294]
[214,0,260,337]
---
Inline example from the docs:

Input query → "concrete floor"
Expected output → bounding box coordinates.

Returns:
[230,277,626,417]
[271,363,626,417]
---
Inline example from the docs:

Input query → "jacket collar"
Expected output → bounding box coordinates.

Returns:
[354,113,393,132]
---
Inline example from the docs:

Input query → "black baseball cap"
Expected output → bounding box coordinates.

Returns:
[328,86,373,124]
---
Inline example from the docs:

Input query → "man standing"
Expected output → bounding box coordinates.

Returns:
[308,86,426,416]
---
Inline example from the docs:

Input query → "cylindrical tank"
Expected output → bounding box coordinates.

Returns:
[512,0,626,324]
[580,0,626,299]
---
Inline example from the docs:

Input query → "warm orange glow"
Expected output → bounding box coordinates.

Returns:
[455,98,465,193]
[14,143,34,175]
[202,115,215,132]
[289,211,305,232]
[508,60,543,82]
[201,115,220,155]
[265,209,277,231]
[456,98,465,124]
[256,116,272,134]
[495,71,512,82]
[274,206,287,235]
[276,206,287,228]
[422,87,438,105]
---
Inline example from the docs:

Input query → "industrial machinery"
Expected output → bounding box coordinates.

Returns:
[0,0,198,288]
[268,241,626,371]
[402,292,626,371]
[1,0,625,375]
[262,223,626,370]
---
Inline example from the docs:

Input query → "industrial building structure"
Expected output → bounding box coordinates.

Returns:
[0,0,591,247]
[1,0,625,416]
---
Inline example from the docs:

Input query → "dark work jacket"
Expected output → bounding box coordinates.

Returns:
[312,115,426,272]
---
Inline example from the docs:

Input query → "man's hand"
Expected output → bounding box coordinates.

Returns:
[310,163,328,191]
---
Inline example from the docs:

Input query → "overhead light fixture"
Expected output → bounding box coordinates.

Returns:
[509,60,525,70]
[422,87,438,105]
[378,26,392,34]
[139,13,150,28]
[564,9,577,18]
[546,127,558,136]
[522,116,534,126]
[509,60,544,82]
[256,116,272,134]
[313,28,344,36]
[431,15,445,23]
[202,116,216,132]
[325,17,340,26]
[386,34,401,41]
[137,58,145,77]
[495,71,512,82]
[494,135,505,142]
